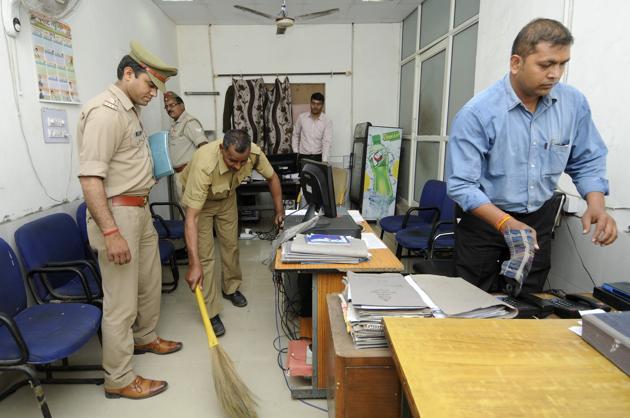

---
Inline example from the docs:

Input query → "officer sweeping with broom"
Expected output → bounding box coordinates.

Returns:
[181,129,284,418]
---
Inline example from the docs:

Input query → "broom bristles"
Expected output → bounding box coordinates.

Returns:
[211,345,259,418]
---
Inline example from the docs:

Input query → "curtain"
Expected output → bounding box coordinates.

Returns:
[222,84,235,133]
[232,78,266,148]
[264,77,293,154]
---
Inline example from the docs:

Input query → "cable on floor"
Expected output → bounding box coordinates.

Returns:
[272,271,327,413]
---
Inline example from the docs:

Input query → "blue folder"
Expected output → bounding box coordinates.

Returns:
[148,131,174,179]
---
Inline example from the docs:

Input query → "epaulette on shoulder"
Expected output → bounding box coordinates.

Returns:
[102,98,119,111]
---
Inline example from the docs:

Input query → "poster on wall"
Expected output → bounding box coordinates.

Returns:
[31,13,80,104]
[361,126,402,220]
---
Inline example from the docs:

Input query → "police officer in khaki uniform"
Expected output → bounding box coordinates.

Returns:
[163,91,207,202]
[77,41,182,400]
[182,129,284,336]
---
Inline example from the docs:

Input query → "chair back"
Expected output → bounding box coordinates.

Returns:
[15,213,87,269]
[439,193,456,222]
[76,202,89,245]
[0,239,26,317]
[14,213,89,300]
[418,180,447,222]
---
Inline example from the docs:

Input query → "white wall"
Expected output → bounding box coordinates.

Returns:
[352,24,401,130]
[0,0,177,239]
[476,0,630,291]
[475,0,563,91]
[175,25,214,130]
[176,23,401,163]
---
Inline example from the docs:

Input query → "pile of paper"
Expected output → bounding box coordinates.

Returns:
[344,272,432,348]
[409,275,517,319]
[340,273,518,349]
[280,234,370,264]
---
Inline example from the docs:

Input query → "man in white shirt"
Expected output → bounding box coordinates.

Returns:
[291,92,333,165]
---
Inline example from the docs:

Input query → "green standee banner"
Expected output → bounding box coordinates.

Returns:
[362,126,402,220]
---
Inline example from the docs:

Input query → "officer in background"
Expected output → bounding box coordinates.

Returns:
[78,41,182,400]
[181,129,284,336]
[163,91,207,202]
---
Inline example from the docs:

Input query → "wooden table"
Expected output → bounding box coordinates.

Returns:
[274,221,403,398]
[384,317,630,418]
[326,294,401,418]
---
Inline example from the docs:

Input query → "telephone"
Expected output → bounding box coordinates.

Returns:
[565,293,611,311]
[515,293,554,318]
[499,296,542,318]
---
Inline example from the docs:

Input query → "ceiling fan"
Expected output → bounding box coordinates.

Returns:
[234,1,339,35]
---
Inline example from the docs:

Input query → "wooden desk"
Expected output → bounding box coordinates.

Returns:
[384,317,630,418]
[274,221,403,398]
[326,294,401,418]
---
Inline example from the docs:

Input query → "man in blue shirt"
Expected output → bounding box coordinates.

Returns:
[446,18,617,293]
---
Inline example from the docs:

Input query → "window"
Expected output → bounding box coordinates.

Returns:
[397,0,479,204]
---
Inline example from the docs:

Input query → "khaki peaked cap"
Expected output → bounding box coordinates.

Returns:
[128,40,177,91]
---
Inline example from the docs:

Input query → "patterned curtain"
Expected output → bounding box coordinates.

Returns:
[264,77,293,155]
[232,78,266,148]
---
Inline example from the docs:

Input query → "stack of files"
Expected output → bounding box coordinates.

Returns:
[280,234,370,264]
[409,274,517,319]
[345,272,432,348]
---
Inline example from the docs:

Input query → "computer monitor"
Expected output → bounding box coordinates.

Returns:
[300,159,337,221]
[268,153,298,176]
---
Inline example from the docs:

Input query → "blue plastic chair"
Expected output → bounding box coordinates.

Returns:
[0,238,103,418]
[379,179,446,239]
[14,213,102,305]
[151,202,185,240]
[395,193,456,258]
[76,202,179,293]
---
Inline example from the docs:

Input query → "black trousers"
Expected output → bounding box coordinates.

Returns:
[454,198,558,294]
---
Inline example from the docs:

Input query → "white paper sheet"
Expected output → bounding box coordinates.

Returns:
[361,232,388,249]
[348,210,365,223]
[285,208,307,216]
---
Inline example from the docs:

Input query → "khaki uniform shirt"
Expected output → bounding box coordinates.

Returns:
[168,111,207,168]
[181,140,274,210]
[77,84,153,197]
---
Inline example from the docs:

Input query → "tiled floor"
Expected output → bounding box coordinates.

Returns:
[0,238,328,418]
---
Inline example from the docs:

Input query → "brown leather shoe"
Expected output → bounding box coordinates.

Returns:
[134,337,183,355]
[105,376,167,399]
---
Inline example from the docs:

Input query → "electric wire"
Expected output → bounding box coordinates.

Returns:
[565,221,597,286]
[243,207,305,241]
[272,272,327,413]
[0,5,66,204]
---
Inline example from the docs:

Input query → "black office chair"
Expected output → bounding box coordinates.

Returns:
[0,238,103,418]
[14,213,102,306]
[395,193,456,259]
[151,202,185,240]
[379,179,445,240]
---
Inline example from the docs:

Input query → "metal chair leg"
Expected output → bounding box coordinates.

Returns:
[3,365,52,418]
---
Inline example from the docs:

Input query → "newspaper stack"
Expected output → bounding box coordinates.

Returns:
[344,272,432,349]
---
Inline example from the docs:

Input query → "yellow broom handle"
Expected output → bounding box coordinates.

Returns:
[195,286,218,348]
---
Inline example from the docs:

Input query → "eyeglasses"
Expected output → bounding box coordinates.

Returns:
[165,102,181,110]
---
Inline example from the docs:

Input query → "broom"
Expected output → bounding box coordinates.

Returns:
[194,286,259,418]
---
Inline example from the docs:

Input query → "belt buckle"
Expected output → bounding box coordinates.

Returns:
[142,196,148,206]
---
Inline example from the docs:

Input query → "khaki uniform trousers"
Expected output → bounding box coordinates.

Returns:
[173,171,185,204]
[87,204,162,388]
[198,193,242,318]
